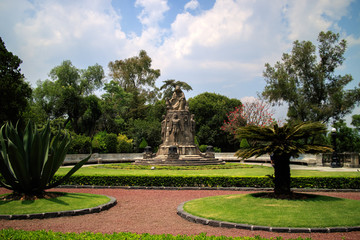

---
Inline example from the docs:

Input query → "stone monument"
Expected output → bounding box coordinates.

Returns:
[134,86,224,166]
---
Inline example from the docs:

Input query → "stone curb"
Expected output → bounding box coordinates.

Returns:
[56,185,360,192]
[0,195,117,220]
[177,201,360,233]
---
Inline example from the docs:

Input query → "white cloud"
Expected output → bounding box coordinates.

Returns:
[135,0,169,27]
[184,0,199,11]
[285,0,352,41]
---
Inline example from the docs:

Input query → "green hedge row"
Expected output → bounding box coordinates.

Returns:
[0,229,310,240]
[54,175,360,189]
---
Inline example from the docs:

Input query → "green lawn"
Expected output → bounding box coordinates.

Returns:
[184,193,360,228]
[56,163,360,177]
[0,192,110,215]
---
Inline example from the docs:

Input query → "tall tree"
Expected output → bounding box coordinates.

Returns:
[32,60,105,133]
[160,79,192,100]
[262,31,359,124]
[0,37,32,125]
[188,92,241,151]
[108,50,160,103]
[236,122,332,197]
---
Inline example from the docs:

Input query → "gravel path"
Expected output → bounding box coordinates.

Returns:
[0,188,359,240]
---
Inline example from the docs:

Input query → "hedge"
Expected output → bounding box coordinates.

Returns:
[0,229,310,240]
[53,175,360,189]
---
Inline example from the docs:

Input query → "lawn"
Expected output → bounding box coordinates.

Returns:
[56,163,360,177]
[184,193,360,228]
[0,192,110,215]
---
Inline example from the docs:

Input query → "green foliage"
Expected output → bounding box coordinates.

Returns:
[0,121,89,195]
[240,138,250,149]
[160,79,193,100]
[54,174,359,189]
[117,134,133,153]
[236,122,333,195]
[138,138,148,151]
[127,118,161,152]
[352,114,360,130]
[0,229,309,240]
[104,133,118,153]
[68,133,92,154]
[32,60,105,133]
[108,50,160,103]
[331,120,360,152]
[91,131,107,153]
[188,92,242,151]
[199,145,207,152]
[0,37,32,125]
[262,31,359,123]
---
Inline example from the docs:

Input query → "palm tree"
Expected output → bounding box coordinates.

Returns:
[160,80,192,100]
[235,122,332,197]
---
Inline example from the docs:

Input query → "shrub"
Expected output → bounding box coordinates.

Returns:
[117,134,133,153]
[68,133,92,154]
[92,131,107,153]
[104,133,118,153]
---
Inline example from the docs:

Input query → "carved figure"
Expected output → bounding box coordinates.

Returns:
[170,113,181,143]
[169,86,186,110]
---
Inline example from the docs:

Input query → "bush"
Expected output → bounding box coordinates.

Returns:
[92,131,107,153]
[68,133,92,154]
[104,133,118,153]
[117,134,133,153]
[54,175,360,189]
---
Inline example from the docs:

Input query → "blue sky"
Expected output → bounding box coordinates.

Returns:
[1,0,359,123]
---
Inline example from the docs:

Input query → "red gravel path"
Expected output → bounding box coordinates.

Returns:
[0,188,359,240]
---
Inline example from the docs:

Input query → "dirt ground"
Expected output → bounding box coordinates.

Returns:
[0,188,359,240]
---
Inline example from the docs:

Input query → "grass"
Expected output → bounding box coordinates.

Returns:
[0,229,312,240]
[0,192,110,215]
[184,193,360,228]
[56,163,360,177]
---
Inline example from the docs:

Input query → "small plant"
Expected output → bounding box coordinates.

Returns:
[0,121,90,198]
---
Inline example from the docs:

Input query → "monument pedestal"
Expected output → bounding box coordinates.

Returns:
[134,86,224,166]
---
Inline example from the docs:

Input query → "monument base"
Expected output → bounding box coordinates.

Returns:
[133,144,225,166]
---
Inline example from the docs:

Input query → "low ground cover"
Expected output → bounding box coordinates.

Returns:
[0,193,110,215]
[57,163,359,177]
[184,193,360,228]
[0,229,311,240]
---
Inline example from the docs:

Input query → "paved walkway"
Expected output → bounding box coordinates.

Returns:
[0,187,359,240]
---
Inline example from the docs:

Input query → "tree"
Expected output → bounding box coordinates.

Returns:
[98,80,132,133]
[222,98,276,135]
[235,122,332,197]
[262,31,360,124]
[108,50,160,103]
[331,120,360,152]
[160,79,192,100]
[32,60,105,133]
[188,92,242,151]
[0,37,32,125]
[351,114,360,131]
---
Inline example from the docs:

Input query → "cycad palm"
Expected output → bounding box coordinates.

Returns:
[235,122,332,196]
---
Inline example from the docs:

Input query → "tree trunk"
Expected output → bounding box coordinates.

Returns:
[273,154,291,196]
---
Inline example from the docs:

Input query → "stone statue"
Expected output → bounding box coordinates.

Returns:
[136,85,224,165]
[168,86,186,110]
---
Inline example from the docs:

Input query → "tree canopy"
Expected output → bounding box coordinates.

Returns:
[262,31,359,124]
[0,37,32,125]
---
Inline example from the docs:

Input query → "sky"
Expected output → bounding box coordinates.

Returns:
[1,0,360,124]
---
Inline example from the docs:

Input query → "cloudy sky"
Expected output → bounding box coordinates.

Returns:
[1,0,359,122]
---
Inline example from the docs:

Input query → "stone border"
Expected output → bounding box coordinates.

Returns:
[177,201,360,233]
[0,195,116,220]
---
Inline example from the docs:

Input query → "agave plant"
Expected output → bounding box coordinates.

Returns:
[0,121,90,196]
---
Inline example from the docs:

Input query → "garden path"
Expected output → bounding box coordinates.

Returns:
[0,188,359,240]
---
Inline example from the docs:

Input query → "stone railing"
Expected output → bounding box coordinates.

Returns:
[322,152,359,168]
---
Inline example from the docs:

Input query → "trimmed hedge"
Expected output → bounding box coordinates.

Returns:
[53,175,360,189]
[0,229,310,240]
